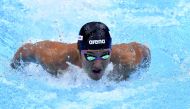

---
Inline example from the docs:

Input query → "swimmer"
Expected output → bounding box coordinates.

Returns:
[10,22,151,81]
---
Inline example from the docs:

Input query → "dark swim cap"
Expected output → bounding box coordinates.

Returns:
[77,22,112,51]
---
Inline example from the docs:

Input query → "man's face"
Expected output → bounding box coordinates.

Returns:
[81,49,111,80]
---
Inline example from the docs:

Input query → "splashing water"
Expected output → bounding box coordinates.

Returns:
[1,0,190,109]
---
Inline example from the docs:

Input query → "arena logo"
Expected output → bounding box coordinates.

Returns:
[89,39,105,45]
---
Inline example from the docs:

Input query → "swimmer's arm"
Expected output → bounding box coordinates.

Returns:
[10,41,65,75]
[10,41,81,75]
[130,42,151,69]
[110,42,151,79]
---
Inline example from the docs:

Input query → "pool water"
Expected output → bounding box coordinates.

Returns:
[0,0,190,109]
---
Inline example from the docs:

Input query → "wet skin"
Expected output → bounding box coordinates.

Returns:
[10,41,151,81]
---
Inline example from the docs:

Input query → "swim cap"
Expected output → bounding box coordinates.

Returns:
[77,22,112,51]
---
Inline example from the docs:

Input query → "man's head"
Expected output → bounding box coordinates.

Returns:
[77,22,112,80]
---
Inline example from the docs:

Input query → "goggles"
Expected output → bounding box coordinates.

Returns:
[81,49,111,61]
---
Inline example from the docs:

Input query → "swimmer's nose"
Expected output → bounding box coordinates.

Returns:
[93,60,103,69]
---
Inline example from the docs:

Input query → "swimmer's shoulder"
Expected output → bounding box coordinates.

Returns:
[111,42,150,65]
[31,40,77,51]
[35,40,76,47]
[112,42,150,53]
[30,40,79,58]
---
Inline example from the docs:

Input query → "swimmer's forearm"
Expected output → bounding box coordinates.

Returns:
[10,43,36,69]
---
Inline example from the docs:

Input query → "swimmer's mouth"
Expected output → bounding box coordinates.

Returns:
[92,69,101,74]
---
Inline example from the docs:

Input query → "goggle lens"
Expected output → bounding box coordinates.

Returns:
[86,55,96,61]
[101,54,110,60]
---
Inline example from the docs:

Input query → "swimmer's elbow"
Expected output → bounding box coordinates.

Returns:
[141,45,151,68]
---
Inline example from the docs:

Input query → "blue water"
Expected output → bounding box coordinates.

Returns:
[1,0,190,109]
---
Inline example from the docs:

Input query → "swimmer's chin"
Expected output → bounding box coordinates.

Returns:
[88,70,103,81]
[91,76,102,81]
[90,77,102,81]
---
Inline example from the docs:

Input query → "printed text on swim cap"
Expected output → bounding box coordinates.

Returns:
[89,40,105,45]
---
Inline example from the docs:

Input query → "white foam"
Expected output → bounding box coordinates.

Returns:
[0,77,15,86]
[21,63,97,88]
